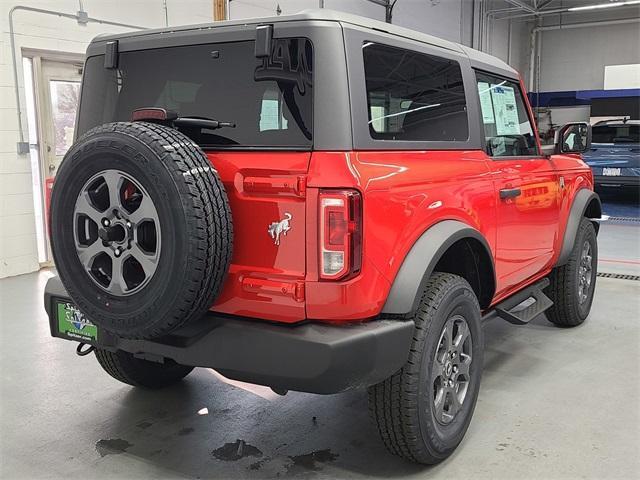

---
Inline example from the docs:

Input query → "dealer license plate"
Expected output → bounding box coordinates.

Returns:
[56,300,98,342]
[602,167,621,176]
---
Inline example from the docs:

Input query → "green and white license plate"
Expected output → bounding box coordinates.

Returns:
[56,300,98,343]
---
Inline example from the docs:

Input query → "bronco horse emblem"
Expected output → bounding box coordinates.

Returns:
[268,213,292,246]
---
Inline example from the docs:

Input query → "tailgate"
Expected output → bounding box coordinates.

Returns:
[207,151,310,322]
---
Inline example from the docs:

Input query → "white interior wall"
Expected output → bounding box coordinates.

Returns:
[387,0,466,44]
[535,7,640,92]
[230,0,468,43]
[0,0,213,278]
[538,21,640,91]
[486,17,529,77]
[229,0,385,20]
[229,1,529,73]
[548,105,591,125]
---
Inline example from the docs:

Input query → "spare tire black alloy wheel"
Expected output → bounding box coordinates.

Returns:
[74,169,161,296]
[51,122,233,340]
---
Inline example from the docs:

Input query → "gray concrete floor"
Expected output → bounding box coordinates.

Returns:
[1,219,639,479]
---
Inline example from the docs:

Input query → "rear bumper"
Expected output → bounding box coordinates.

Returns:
[44,277,413,394]
[594,175,640,188]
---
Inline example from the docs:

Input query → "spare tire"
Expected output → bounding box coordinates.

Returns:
[50,122,233,339]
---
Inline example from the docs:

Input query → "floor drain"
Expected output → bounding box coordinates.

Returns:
[597,272,640,281]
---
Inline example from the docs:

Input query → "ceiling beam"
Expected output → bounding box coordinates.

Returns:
[537,0,555,8]
[504,0,537,13]
[365,0,389,7]
[496,2,640,21]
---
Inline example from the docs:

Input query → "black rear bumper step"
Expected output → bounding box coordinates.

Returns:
[488,278,553,325]
[44,277,414,395]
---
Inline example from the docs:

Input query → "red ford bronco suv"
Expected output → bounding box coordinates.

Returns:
[45,10,601,464]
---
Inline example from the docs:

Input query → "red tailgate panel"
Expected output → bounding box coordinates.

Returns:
[206,151,311,323]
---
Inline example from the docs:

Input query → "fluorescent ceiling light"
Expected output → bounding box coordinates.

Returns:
[568,1,640,12]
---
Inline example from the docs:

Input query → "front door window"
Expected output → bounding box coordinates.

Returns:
[476,72,538,157]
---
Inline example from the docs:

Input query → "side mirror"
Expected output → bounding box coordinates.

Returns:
[553,122,592,155]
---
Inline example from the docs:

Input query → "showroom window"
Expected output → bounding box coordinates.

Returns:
[475,72,539,157]
[363,42,469,142]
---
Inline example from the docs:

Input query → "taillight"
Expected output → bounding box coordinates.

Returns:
[319,189,362,280]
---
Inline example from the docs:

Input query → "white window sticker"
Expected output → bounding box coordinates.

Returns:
[491,85,520,135]
[477,82,495,124]
[369,105,386,132]
[259,90,288,132]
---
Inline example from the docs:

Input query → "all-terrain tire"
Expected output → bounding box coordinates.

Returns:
[50,122,233,339]
[368,272,484,464]
[545,217,598,327]
[95,349,193,389]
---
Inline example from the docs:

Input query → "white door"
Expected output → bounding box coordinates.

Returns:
[36,59,83,263]
[39,60,83,177]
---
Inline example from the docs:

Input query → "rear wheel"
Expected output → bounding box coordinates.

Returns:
[546,218,598,327]
[95,349,193,389]
[368,273,483,464]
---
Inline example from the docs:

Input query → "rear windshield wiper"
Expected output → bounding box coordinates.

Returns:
[173,116,236,130]
[131,109,236,131]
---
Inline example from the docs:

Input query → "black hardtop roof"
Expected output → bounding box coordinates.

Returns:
[92,8,517,77]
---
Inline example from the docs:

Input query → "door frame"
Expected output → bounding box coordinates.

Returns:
[23,48,85,265]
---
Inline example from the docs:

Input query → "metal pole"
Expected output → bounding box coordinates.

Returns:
[507,18,512,65]
[534,16,640,32]
[163,0,169,26]
[470,0,475,48]
[494,4,640,21]
[386,0,399,23]
[528,23,537,91]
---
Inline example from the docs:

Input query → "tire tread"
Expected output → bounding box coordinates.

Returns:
[52,121,233,339]
[368,272,481,464]
[94,348,193,389]
[546,218,597,327]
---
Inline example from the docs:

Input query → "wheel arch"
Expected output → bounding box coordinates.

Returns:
[556,189,601,267]
[382,220,496,316]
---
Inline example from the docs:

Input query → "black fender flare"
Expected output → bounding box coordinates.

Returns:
[382,220,495,316]
[556,189,602,266]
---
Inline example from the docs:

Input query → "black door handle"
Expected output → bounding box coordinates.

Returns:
[500,188,522,199]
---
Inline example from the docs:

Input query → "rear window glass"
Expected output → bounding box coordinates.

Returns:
[592,124,639,143]
[77,39,313,149]
[363,42,468,142]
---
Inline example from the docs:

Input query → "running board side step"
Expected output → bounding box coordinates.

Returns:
[490,278,553,325]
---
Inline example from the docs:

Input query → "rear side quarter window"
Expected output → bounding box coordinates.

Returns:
[363,43,469,142]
